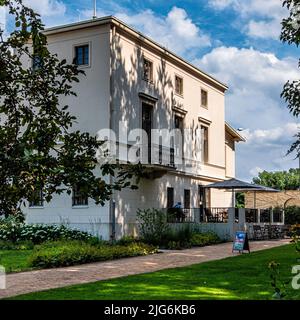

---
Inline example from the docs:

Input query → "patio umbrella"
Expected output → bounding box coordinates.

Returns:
[205,178,278,208]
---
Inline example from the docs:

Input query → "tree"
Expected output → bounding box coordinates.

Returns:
[281,0,300,156]
[0,0,143,218]
[252,168,300,190]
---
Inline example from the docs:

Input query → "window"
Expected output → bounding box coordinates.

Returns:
[29,187,44,207]
[201,125,209,163]
[143,58,153,82]
[167,187,174,209]
[72,185,88,206]
[201,89,208,108]
[175,115,184,161]
[184,189,190,209]
[142,103,152,164]
[175,75,183,95]
[75,44,89,66]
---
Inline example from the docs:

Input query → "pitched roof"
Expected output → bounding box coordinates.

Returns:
[225,122,246,142]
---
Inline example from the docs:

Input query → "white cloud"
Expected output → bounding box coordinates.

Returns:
[209,0,287,40]
[209,0,284,18]
[85,6,211,57]
[196,46,299,95]
[249,166,263,177]
[242,123,300,146]
[209,0,236,10]
[195,46,300,179]
[247,19,281,40]
[23,0,66,17]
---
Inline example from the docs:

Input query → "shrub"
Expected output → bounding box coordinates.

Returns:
[137,208,170,245]
[0,217,95,244]
[116,236,139,246]
[0,240,34,250]
[28,241,158,268]
[163,225,194,249]
[284,206,300,225]
[191,232,221,247]
[0,216,23,242]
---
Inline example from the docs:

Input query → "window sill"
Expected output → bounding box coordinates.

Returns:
[174,92,184,98]
[76,64,91,69]
[72,205,89,209]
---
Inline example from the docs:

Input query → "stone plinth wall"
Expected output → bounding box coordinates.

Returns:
[245,190,300,209]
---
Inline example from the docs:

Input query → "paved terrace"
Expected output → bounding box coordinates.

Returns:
[0,239,290,299]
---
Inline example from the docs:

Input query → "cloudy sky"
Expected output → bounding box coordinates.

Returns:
[1,0,300,181]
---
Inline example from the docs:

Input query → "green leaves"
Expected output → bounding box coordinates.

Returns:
[0,0,143,218]
[280,0,300,157]
[253,168,300,190]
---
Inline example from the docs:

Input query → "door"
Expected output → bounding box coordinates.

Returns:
[167,187,174,209]
[142,103,152,164]
[199,185,207,222]
[184,189,190,209]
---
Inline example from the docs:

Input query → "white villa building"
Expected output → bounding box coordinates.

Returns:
[22,16,245,240]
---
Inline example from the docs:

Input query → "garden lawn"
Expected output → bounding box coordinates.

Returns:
[10,244,300,300]
[0,250,33,273]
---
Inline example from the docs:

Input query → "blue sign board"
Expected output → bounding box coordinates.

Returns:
[232,231,250,253]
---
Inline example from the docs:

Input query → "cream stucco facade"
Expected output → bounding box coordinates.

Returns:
[22,16,244,240]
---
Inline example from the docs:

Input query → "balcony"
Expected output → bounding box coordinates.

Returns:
[138,143,177,179]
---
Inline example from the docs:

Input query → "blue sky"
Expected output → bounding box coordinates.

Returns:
[1,0,300,181]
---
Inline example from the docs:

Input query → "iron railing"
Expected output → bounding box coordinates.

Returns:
[204,207,229,223]
[161,207,229,223]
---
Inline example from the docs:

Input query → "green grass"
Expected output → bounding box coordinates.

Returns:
[0,250,33,273]
[9,244,300,300]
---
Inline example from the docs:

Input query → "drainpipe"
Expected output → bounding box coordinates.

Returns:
[109,24,117,241]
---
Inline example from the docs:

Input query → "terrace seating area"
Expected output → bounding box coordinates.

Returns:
[161,206,287,241]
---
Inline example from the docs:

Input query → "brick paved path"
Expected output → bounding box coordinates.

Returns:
[0,239,289,299]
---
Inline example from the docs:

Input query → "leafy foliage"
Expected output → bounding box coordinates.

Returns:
[0,0,143,217]
[136,209,221,249]
[284,206,300,225]
[137,208,170,245]
[0,240,34,250]
[0,216,95,244]
[235,192,245,208]
[281,0,300,155]
[190,232,221,247]
[252,168,300,190]
[268,261,289,299]
[28,240,158,268]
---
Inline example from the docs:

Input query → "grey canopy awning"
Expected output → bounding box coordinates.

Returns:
[205,178,279,192]
[205,178,279,209]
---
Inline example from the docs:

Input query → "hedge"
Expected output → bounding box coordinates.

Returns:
[28,241,158,268]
